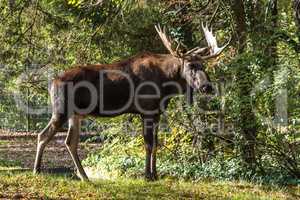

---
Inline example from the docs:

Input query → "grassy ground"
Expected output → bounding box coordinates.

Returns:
[0,170,299,200]
[0,132,299,200]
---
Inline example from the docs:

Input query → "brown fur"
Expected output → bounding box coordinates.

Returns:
[52,52,186,118]
[34,51,212,181]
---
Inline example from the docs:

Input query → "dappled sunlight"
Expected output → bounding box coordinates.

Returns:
[0,0,300,199]
[0,171,298,200]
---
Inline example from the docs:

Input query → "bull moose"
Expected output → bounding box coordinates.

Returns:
[33,23,229,180]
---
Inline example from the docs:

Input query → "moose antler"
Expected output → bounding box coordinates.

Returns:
[155,22,230,60]
[155,24,181,57]
[200,22,230,60]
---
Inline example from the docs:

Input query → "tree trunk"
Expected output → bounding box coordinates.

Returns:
[230,0,247,53]
[294,0,300,44]
[230,0,257,166]
[294,0,300,29]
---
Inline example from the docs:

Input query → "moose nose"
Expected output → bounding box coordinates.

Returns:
[200,83,213,94]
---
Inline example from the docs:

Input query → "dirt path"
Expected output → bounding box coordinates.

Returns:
[0,130,100,174]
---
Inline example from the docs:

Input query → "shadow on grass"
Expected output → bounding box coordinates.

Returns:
[0,156,299,200]
[0,169,299,200]
[43,167,81,180]
[0,162,79,180]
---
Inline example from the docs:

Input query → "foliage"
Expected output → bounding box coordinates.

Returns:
[82,117,299,185]
[0,0,299,186]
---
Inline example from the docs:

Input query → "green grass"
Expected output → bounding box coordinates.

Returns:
[0,152,299,199]
[0,140,9,145]
[0,157,298,199]
[0,159,22,170]
[0,170,299,200]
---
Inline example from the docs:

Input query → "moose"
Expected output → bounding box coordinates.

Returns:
[33,23,229,181]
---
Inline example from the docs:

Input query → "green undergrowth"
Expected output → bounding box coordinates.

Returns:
[82,127,300,186]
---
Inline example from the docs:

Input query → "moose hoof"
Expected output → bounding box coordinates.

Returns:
[145,173,158,181]
[78,176,90,182]
[76,170,90,182]
[33,168,41,175]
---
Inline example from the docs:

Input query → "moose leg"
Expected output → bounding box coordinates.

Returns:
[152,132,158,178]
[33,116,63,174]
[65,116,88,181]
[142,115,160,180]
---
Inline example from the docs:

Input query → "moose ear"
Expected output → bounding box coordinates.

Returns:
[186,86,194,105]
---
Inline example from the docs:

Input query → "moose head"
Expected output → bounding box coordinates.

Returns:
[155,23,230,96]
